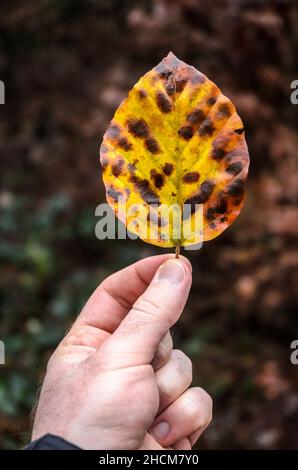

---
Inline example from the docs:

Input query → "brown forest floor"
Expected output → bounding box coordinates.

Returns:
[0,0,297,449]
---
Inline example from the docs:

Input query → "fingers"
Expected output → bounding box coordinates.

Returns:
[55,255,182,357]
[95,258,192,369]
[151,332,173,371]
[75,254,190,334]
[150,387,212,448]
[57,325,173,369]
[172,437,192,450]
[155,349,192,412]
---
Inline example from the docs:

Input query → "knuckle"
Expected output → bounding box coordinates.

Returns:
[132,295,163,320]
[183,397,201,423]
[183,388,213,427]
[160,382,175,401]
[172,349,193,381]
[196,387,213,411]
[64,325,101,348]
[117,316,143,334]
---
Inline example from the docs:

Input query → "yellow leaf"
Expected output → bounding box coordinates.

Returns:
[100,52,249,249]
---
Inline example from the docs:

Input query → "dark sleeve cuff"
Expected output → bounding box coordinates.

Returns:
[24,434,81,450]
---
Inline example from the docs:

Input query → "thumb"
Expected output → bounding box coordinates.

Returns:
[95,257,192,370]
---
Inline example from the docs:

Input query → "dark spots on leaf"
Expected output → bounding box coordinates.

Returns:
[107,123,133,151]
[220,216,227,223]
[234,197,243,206]
[226,161,243,175]
[145,137,160,154]
[156,91,172,113]
[206,196,228,221]
[159,69,172,80]
[158,216,166,227]
[107,187,123,203]
[162,71,176,96]
[206,207,216,221]
[111,158,124,177]
[175,78,187,93]
[209,222,216,229]
[198,117,215,137]
[127,163,136,175]
[215,197,228,214]
[158,217,166,227]
[235,128,244,134]
[100,144,108,155]
[212,148,226,161]
[127,118,150,138]
[207,96,217,106]
[226,178,245,197]
[150,169,164,189]
[166,82,175,96]
[138,89,147,99]
[171,192,176,197]
[217,103,232,119]
[198,180,215,202]
[178,125,194,140]
[129,175,160,205]
[127,118,160,154]
[118,136,133,151]
[187,108,205,126]
[133,158,139,165]
[162,162,174,176]
[211,134,230,161]
[184,180,215,214]
[183,171,200,183]
[100,156,109,171]
[107,123,121,140]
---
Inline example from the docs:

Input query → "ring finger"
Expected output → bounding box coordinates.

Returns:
[150,387,212,448]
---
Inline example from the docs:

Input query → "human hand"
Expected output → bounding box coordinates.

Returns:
[32,255,212,450]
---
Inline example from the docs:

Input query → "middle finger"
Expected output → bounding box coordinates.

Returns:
[155,349,192,412]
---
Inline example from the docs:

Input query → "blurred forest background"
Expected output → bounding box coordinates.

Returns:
[0,0,297,450]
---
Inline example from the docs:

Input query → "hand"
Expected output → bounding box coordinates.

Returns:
[32,255,212,450]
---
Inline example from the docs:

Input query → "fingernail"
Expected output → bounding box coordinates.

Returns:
[151,421,170,441]
[157,260,185,285]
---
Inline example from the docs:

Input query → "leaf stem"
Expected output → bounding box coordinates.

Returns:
[175,242,180,259]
